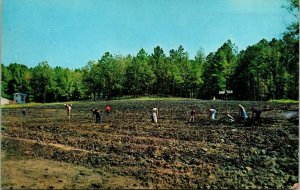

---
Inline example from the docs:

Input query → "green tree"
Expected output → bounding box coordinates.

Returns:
[201,52,218,99]
[280,0,299,99]
[149,46,172,95]
[190,48,205,98]
[6,63,31,96]
[30,62,53,102]
[1,64,12,98]
[168,46,188,97]
[232,0,298,100]
[82,60,105,100]
[232,39,284,100]
[99,52,127,98]
[51,67,77,101]
[233,40,266,100]
[125,49,156,96]
[72,69,86,100]
[202,40,237,99]
[280,0,298,99]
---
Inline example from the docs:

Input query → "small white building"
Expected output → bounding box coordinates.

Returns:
[13,93,27,104]
[0,97,14,105]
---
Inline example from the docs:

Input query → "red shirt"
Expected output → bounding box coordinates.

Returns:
[105,106,111,111]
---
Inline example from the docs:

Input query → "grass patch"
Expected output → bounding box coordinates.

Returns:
[1,101,79,108]
[1,102,43,108]
[1,97,190,108]
[109,95,190,101]
[3,97,298,109]
[134,96,189,101]
[269,99,299,104]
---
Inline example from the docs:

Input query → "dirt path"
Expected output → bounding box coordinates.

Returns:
[2,135,92,153]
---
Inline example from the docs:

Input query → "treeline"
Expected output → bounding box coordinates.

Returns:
[2,38,298,102]
[1,2,298,102]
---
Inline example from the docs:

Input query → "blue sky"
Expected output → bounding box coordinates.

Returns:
[2,0,296,69]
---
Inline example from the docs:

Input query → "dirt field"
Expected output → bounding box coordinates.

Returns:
[1,99,299,189]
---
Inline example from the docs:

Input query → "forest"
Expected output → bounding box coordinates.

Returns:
[1,2,298,103]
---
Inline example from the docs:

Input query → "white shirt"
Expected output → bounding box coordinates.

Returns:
[152,108,158,113]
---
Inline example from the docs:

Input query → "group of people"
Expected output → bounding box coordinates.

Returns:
[151,104,262,124]
[238,104,262,122]
[190,108,217,122]
[91,105,111,123]
[63,103,262,124]
[64,104,111,123]
[188,104,262,123]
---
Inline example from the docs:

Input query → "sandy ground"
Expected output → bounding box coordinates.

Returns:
[1,151,145,189]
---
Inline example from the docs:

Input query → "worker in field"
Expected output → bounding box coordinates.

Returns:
[91,108,97,115]
[95,108,101,123]
[251,106,262,122]
[105,105,111,117]
[190,108,196,122]
[238,104,248,121]
[226,113,235,123]
[22,108,26,116]
[91,108,97,122]
[64,104,72,121]
[152,107,159,123]
[208,108,217,120]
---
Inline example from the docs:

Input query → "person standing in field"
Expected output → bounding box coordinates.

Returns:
[208,108,217,120]
[95,108,101,123]
[64,104,72,121]
[190,108,196,122]
[238,104,248,121]
[152,107,159,123]
[105,105,111,117]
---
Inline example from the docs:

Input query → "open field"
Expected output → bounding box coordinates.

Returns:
[1,99,299,189]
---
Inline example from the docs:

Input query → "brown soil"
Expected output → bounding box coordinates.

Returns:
[1,100,298,189]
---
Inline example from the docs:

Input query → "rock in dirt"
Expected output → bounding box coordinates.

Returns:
[245,166,252,172]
